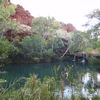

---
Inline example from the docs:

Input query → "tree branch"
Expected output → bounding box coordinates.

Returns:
[60,47,70,58]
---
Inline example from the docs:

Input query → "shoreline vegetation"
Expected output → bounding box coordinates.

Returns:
[0,1,100,100]
[0,1,100,66]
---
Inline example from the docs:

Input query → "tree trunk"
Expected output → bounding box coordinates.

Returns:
[60,47,70,58]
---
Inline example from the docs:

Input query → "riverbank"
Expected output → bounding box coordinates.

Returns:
[1,53,100,66]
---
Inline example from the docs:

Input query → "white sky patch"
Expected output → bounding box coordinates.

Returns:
[11,0,100,31]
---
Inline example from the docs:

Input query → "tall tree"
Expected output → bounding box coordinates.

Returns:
[0,4,17,33]
[85,9,100,51]
[32,17,61,35]
[86,9,100,38]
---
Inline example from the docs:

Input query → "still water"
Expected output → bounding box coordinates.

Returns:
[0,61,100,97]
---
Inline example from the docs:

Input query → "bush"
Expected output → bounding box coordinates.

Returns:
[19,35,47,58]
[0,37,18,65]
[0,75,60,100]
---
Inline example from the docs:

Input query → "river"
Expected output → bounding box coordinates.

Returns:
[0,61,100,98]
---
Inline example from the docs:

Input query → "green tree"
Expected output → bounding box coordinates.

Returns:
[0,4,17,33]
[32,17,61,35]
[85,9,100,52]
[0,37,17,65]
[57,31,90,58]
[86,9,100,32]
[19,35,46,59]
[18,34,65,61]
[64,31,90,54]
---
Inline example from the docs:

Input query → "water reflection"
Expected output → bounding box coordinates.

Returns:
[0,61,100,98]
[97,73,100,82]
[63,72,100,98]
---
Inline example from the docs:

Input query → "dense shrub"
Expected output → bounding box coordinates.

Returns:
[0,75,60,100]
[0,37,18,65]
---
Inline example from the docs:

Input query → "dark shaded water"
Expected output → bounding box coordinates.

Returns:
[0,61,100,84]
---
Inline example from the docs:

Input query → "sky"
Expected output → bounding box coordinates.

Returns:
[11,0,100,31]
